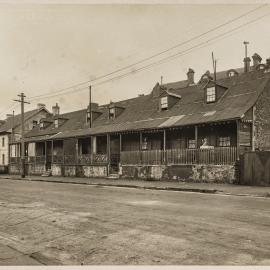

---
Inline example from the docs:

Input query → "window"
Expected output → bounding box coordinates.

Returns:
[228,71,235,77]
[2,137,4,147]
[86,111,91,122]
[40,122,44,129]
[160,96,168,110]
[188,139,196,149]
[141,137,148,150]
[109,107,115,119]
[219,136,230,147]
[206,87,216,103]
[2,154,4,165]
[32,120,38,128]
[54,119,59,128]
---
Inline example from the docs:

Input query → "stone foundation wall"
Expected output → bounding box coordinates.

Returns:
[51,164,62,176]
[82,166,107,178]
[9,164,21,175]
[26,163,46,176]
[51,164,107,178]
[0,165,8,174]
[120,164,236,184]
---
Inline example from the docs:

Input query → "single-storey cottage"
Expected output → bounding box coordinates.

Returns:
[8,53,270,183]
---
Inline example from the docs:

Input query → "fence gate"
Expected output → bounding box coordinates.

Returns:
[240,151,270,186]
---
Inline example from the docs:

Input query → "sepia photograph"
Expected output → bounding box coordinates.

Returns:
[0,0,270,267]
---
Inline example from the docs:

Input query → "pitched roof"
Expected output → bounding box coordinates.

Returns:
[163,79,189,89]
[0,108,48,133]
[24,69,270,141]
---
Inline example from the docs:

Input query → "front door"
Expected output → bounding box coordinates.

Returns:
[46,141,52,170]
[110,135,120,174]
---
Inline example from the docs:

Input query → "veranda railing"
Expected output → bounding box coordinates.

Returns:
[120,147,238,165]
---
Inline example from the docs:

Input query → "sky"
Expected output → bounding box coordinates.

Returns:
[0,2,270,118]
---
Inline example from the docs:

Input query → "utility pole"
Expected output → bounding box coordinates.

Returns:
[12,110,15,141]
[89,85,92,128]
[211,52,217,81]
[244,41,249,58]
[13,93,30,178]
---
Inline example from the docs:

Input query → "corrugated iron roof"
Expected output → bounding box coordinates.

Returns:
[23,69,270,142]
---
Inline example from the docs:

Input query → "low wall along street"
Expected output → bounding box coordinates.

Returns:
[120,164,236,183]
[9,162,235,183]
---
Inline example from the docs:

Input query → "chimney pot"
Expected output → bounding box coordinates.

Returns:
[243,57,251,73]
[187,68,195,85]
[52,103,60,116]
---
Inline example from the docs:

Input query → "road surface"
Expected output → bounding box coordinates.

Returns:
[0,178,269,265]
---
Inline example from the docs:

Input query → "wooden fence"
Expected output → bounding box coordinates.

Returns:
[120,147,238,165]
[239,151,270,186]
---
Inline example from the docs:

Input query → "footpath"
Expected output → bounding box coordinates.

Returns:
[0,174,270,198]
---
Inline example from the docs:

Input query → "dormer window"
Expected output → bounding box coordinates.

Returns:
[160,96,168,110]
[54,119,59,128]
[109,107,115,119]
[227,69,239,78]
[228,71,235,77]
[206,86,216,103]
[32,120,38,128]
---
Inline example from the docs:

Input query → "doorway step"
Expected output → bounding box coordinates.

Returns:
[41,169,52,177]
[107,173,120,180]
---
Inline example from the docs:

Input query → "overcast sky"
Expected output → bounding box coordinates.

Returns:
[1,2,270,118]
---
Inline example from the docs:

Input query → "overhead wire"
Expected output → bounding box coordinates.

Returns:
[27,4,267,101]
[27,9,270,101]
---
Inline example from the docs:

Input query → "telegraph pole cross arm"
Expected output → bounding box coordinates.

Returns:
[13,93,30,178]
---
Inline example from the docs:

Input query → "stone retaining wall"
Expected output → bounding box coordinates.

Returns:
[120,164,236,184]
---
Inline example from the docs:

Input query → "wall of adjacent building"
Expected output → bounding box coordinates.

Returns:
[0,134,9,166]
[13,109,51,141]
[254,81,270,150]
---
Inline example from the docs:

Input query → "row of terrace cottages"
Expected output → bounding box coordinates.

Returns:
[8,53,270,183]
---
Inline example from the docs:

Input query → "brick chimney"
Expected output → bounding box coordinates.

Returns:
[187,68,195,85]
[252,53,262,69]
[243,57,251,73]
[37,103,45,110]
[52,103,60,116]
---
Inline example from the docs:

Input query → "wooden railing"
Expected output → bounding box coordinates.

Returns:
[120,147,238,165]
[64,155,76,164]
[10,157,21,164]
[11,154,108,165]
[78,154,108,165]
[26,156,46,163]
[52,155,64,164]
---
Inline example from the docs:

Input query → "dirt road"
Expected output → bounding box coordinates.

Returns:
[0,179,269,265]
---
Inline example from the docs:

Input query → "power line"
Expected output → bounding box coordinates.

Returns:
[28,4,267,101]
[28,9,270,101]
[0,102,19,119]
